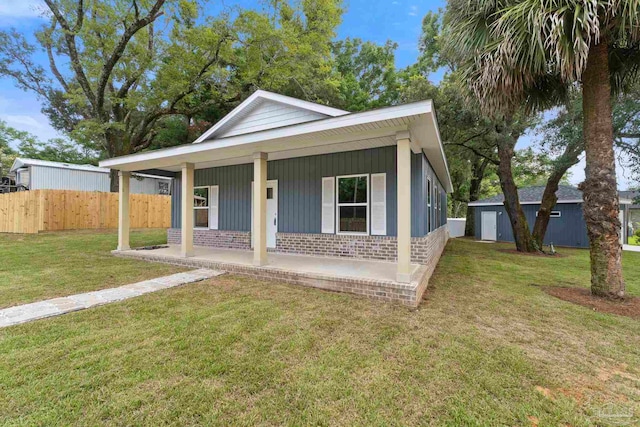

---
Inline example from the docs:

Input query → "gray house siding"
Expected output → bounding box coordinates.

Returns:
[171,146,447,237]
[474,203,589,248]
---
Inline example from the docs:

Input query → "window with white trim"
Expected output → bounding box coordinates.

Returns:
[336,175,369,234]
[536,210,561,218]
[435,184,439,228]
[427,177,432,232]
[194,187,209,228]
[193,186,219,229]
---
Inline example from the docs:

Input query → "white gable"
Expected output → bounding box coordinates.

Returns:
[194,90,349,143]
[217,99,329,138]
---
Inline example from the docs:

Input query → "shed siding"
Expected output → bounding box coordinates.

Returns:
[474,203,589,248]
[171,146,447,237]
[218,101,327,138]
[29,165,168,194]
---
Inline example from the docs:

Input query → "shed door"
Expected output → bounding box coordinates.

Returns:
[481,211,497,241]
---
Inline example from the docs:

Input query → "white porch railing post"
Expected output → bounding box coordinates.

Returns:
[117,171,131,251]
[181,162,195,257]
[396,133,412,283]
[253,152,268,266]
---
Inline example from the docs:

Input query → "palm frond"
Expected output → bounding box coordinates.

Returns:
[443,0,640,114]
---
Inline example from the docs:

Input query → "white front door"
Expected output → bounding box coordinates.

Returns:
[252,180,278,249]
[619,210,625,245]
[266,181,278,248]
[481,211,497,241]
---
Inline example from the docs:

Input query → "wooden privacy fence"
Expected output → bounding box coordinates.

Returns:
[0,190,171,234]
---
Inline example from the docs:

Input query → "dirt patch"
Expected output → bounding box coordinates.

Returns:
[543,287,640,319]
[498,249,567,258]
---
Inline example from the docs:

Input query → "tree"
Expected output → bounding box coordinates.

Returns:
[0,121,20,176]
[0,0,344,191]
[332,38,399,111]
[443,0,640,298]
[0,120,96,173]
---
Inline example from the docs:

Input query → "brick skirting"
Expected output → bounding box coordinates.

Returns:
[275,226,449,265]
[113,249,431,308]
[167,226,449,267]
[167,228,251,250]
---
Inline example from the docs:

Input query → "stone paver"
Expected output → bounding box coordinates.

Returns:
[0,269,224,328]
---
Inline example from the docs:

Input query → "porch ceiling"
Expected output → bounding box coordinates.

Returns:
[100,100,453,192]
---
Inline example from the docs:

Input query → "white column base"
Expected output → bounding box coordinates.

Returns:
[396,272,412,284]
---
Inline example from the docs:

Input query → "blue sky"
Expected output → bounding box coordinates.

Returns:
[0,0,634,188]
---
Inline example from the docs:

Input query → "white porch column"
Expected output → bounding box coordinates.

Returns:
[253,152,268,266]
[117,171,131,251]
[181,162,195,257]
[396,133,412,283]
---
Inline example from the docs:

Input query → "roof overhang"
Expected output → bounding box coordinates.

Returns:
[468,200,584,207]
[470,198,633,207]
[100,100,453,192]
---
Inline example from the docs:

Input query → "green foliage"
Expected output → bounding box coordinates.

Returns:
[332,38,399,111]
[442,0,640,113]
[0,0,344,171]
[0,120,97,174]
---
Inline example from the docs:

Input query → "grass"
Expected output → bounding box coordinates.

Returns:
[1,233,639,425]
[0,229,185,308]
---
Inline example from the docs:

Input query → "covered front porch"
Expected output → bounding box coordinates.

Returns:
[113,244,429,307]
[105,102,447,284]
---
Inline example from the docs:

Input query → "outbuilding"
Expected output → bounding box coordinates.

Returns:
[10,158,172,195]
[469,185,634,248]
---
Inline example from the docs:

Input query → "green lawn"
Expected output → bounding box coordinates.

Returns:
[1,233,639,425]
[0,229,185,308]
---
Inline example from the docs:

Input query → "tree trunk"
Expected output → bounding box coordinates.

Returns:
[579,41,625,298]
[110,169,119,193]
[465,157,490,236]
[497,140,537,252]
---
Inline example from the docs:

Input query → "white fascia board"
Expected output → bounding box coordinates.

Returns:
[620,199,633,205]
[9,158,24,173]
[100,101,433,170]
[429,104,453,193]
[468,199,584,207]
[193,90,349,143]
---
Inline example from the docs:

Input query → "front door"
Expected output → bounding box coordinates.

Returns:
[252,180,278,249]
[481,211,497,241]
[266,181,278,248]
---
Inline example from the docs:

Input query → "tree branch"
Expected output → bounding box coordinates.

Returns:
[95,0,166,117]
[44,0,96,109]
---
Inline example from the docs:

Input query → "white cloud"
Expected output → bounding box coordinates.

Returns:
[408,5,418,16]
[0,0,46,19]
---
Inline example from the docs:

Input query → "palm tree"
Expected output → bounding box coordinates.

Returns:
[443,0,640,299]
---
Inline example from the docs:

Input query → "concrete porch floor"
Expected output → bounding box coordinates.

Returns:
[113,245,429,307]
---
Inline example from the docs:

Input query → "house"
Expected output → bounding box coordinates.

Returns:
[469,185,635,248]
[10,158,172,195]
[99,90,452,307]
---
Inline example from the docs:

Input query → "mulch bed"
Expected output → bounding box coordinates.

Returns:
[498,249,568,258]
[543,287,640,319]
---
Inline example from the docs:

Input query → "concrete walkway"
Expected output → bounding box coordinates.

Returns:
[0,269,224,328]
[623,244,640,252]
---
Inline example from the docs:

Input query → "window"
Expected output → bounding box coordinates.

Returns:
[158,181,170,195]
[435,184,439,228]
[537,210,562,218]
[337,175,369,234]
[427,178,432,232]
[194,187,209,228]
